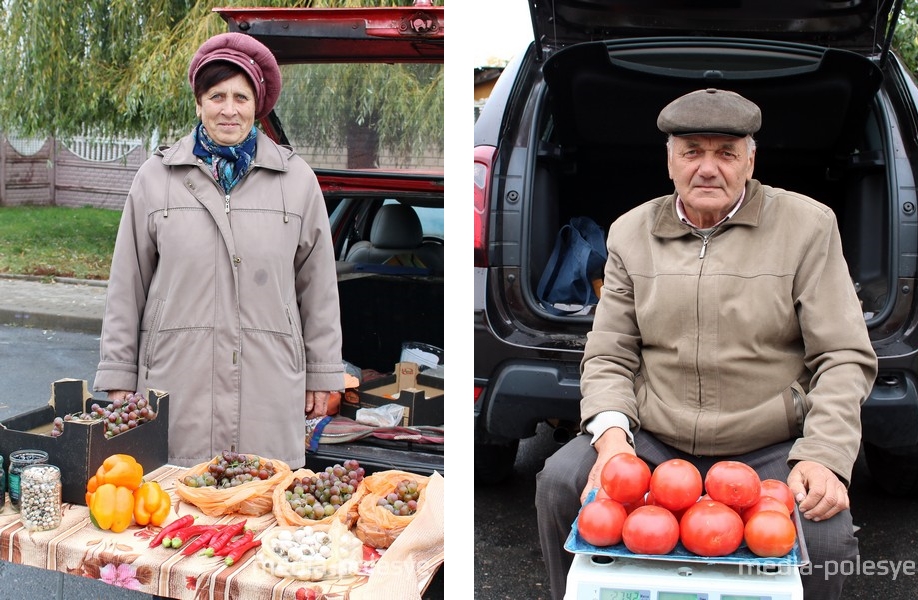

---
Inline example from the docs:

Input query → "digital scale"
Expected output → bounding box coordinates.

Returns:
[564,552,803,600]
[564,490,806,600]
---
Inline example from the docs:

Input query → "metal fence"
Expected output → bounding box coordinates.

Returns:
[0,134,147,209]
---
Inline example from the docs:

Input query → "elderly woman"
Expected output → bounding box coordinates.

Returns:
[94,33,343,468]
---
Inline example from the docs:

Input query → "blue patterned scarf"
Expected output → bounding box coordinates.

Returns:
[192,123,257,194]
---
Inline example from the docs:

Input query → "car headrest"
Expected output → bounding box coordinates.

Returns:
[370,204,424,249]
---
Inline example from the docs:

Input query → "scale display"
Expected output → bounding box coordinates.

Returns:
[599,590,649,600]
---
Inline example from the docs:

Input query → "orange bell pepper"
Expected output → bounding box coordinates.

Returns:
[88,483,135,533]
[86,454,144,494]
[133,481,171,527]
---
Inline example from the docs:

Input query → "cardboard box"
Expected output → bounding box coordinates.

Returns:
[341,362,443,427]
[0,379,169,505]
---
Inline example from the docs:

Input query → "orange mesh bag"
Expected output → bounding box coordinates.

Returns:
[174,454,291,517]
[272,468,365,528]
[355,470,430,549]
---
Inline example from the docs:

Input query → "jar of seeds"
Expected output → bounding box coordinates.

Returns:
[8,449,48,511]
[19,464,62,532]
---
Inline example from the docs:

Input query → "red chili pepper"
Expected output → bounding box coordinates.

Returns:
[168,524,217,549]
[180,526,222,556]
[224,539,261,566]
[149,514,195,548]
[205,519,247,556]
[215,528,255,557]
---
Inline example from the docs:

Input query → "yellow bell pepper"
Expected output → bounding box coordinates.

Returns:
[133,481,171,527]
[88,483,135,533]
[86,454,144,494]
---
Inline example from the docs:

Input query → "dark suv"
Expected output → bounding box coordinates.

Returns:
[474,0,918,493]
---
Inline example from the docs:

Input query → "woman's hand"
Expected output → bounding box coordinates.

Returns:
[305,390,331,419]
[107,390,134,401]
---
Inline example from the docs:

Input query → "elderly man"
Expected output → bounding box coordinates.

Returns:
[535,88,878,600]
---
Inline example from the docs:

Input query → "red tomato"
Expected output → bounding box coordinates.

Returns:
[745,510,797,557]
[740,495,791,523]
[601,453,652,504]
[576,498,628,547]
[679,499,745,557]
[760,479,797,513]
[704,461,762,509]
[649,459,703,512]
[621,505,680,555]
[621,493,647,514]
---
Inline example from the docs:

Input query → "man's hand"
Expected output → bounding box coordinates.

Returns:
[581,427,634,504]
[305,390,331,419]
[787,460,849,522]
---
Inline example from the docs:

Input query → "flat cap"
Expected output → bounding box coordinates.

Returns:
[188,32,282,121]
[657,88,761,137]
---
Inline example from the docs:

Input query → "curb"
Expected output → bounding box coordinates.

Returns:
[0,309,103,335]
[0,274,107,334]
[0,273,108,287]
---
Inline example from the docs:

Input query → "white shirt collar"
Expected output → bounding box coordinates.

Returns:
[676,188,746,229]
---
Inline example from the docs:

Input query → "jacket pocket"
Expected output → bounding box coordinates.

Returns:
[140,298,165,376]
[285,306,306,372]
[783,381,809,437]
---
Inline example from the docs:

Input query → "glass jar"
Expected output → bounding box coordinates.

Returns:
[19,464,62,531]
[0,455,6,510]
[8,449,49,511]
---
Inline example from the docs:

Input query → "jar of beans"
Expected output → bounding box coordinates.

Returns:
[20,464,62,532]
[8,449,48,511]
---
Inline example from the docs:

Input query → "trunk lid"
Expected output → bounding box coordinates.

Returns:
[529,0,901,57]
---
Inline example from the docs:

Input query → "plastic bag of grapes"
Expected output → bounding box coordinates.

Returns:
[272,460,368,528]
[354,470,429,549]
[175,450,292,517]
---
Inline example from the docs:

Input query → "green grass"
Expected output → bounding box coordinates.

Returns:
[0,205,121,280]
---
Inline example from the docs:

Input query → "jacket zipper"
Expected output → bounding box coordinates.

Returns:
[689,227,719,453]
[694,226,720,259]
[224,193,230,214]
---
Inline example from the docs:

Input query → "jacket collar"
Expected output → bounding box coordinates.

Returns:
[158,128,291,173]
[652,179,764,239]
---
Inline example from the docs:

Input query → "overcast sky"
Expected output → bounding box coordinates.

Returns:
[470,0,534,65]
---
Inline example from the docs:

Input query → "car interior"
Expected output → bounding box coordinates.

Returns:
[328,195,444,373]
[528,38,890,316]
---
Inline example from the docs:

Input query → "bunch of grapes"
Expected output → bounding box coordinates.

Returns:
[48,393,156,438]
[49,417,66,438]
[284,459,365,520]
[182,450,276,488]
[376,479,420,516]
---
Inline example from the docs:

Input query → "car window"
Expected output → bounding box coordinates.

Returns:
[273,62,443,172]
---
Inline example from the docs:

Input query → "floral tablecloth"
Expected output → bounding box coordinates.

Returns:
[0,464,444,599]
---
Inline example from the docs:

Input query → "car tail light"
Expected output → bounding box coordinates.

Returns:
[474,145,496,268]
[474,385,485,403]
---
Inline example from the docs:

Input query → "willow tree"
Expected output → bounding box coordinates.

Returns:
[894,0,918,73]
[0,0,443,168]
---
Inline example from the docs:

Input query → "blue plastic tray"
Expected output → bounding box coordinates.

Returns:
[565,489,809,567]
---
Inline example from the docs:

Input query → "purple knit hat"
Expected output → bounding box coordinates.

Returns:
[188,32,282,121]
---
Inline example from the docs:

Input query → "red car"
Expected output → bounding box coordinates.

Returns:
[217,4,444,477]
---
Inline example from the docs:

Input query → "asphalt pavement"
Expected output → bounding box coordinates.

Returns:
[0,275,107,335]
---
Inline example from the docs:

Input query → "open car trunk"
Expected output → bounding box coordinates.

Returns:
[528,37,891,320]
